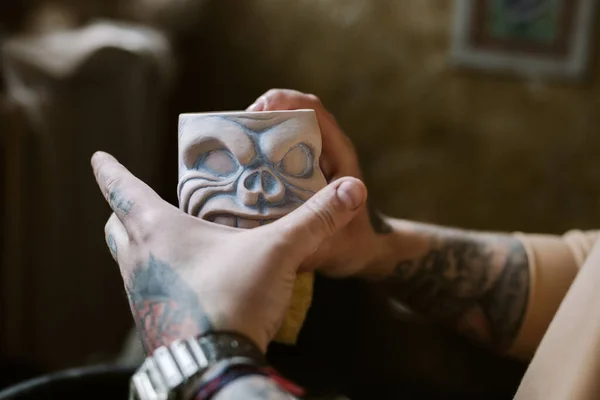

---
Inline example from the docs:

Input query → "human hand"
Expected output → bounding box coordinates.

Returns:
[92,151,366,353]
[247,89,392,277]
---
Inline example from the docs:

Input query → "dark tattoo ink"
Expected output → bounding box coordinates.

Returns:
[479,241,530,350]
[385,235,529,351]
[109,190,133,215]
[215,376,296,400]
[367,201,392,234]
[106,234,117,259]
[126,254,212,352]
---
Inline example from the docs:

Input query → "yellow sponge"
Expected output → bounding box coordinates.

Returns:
[273,271,314,345]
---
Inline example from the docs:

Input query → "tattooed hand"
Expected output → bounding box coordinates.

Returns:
[247,90,531,353]
[248,89,390,278]
[92,151,366,353]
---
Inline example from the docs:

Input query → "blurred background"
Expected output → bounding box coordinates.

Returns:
[1,0,599,391]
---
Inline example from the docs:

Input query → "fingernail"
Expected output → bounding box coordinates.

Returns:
[336,180,364,210]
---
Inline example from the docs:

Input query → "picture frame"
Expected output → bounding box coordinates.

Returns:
[451,0,598,79]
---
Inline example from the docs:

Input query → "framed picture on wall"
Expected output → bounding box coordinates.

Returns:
[451,0,598,79]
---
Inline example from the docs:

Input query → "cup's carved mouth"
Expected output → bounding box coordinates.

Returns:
[204,213,278,228]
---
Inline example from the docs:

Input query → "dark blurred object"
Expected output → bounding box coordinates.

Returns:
[0,359,43,393]
[1,20,174,371]
[267,275,525,400]
[0,102,6,354]
[120,0,210,35]
[0,364,134,400]
[0,0,35,93]
[0,0,37,34]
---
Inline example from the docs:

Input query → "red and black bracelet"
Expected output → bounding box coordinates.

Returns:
[194,358,305,400]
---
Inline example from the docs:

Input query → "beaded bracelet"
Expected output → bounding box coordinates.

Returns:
[194,358,305,400]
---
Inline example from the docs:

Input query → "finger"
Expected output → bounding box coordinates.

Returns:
[91,151,161,229]
[246,97,266,111]
[250,89,308,111]
[104,213,130,265]
[248,89,355,178]
[270,177,367,259]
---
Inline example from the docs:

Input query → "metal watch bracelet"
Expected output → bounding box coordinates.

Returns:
[129,332,267,400]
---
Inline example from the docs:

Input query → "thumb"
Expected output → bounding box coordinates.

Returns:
[270,177,367,257]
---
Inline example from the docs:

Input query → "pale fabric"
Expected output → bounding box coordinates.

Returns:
[515,232,600,399]
[508,230,600,360]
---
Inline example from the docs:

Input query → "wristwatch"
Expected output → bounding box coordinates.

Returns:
[129,332,267,400]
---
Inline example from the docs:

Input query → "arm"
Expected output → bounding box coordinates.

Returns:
[373,216,529,353]
[247,88,598,359]
[374,214,599,358]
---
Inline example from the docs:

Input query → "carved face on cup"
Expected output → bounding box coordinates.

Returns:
[178,110,327,228]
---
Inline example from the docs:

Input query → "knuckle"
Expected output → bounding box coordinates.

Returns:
[293,92,321,110]
[135,209,161,241]
[103,173,121,197]
[264,89,288,106]
[304,93,321,105]
[263,89,322,110]
[264,88,283,97]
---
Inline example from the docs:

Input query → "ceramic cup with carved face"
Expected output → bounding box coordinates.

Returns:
[178,110,327,227]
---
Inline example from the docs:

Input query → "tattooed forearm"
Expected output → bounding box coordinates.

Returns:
[109,190,133,215]
[383,229,529,351]
[213,376,297,400]
[126,254,212,352]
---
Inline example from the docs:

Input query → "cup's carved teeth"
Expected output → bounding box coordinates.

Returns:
[214,215,236,226]
[237,218,260,229]
[204,214,277,229]
[205,214,236,227]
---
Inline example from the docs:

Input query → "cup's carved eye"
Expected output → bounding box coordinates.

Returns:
[194,149,238,176]
[278,143,313,178]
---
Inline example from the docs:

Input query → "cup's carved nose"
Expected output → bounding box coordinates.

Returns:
[239,167,285,206]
